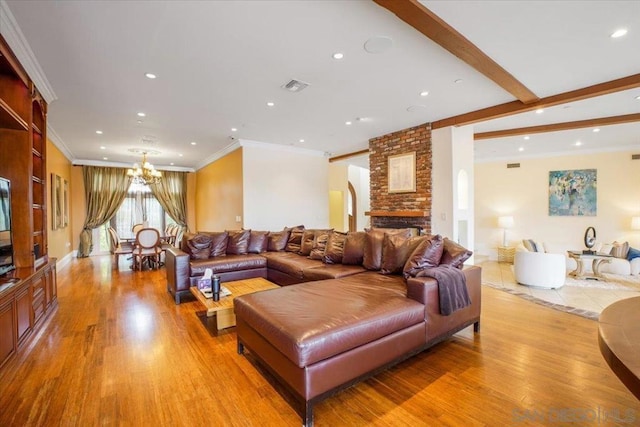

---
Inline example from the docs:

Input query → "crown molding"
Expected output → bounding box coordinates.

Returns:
[47,124,74,161]
[0,0,57,103]
[193,140,242,171]
[71,158,194,172]
[239,139,328,157]
[193,139,328,171]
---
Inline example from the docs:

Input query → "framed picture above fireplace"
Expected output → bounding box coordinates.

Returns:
[388,152,416,193]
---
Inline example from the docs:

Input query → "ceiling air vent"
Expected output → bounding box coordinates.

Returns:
[281,79,310,93]
[507,163,521,168]
[632,154,640,160]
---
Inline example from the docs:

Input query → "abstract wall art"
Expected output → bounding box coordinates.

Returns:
[548,169,597,216]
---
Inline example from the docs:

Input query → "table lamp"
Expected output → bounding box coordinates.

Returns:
[498,216,514,247]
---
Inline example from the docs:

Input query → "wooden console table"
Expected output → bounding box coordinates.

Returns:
[598,297,640,400]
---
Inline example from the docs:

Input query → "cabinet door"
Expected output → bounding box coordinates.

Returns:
[0,297,16,368]
[30,274,46,324]
[16,286,32,344]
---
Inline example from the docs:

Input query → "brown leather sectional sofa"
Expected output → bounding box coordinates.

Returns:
[166,226,481,426]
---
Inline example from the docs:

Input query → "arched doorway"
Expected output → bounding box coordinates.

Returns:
[348,181,357,232]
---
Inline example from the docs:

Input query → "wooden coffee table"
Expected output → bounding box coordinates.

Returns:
[190,277,279,330]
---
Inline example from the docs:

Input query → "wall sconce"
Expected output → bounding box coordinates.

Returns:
[498,216,514,247]
[632,216,640,230]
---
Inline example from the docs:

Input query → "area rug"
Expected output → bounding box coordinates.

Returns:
[564,274,640,291]
[482,281,600,321]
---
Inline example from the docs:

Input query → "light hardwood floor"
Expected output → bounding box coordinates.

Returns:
[0,256,638,426]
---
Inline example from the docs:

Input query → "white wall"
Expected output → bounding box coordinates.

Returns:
[242,142,330,230]
[432,126,475,262]
[475,150,640,259]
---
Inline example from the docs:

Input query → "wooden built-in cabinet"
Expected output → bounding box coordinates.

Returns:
[0,35,57,369]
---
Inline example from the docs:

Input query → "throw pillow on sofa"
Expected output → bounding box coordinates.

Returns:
[611,241,630,259]
[323,231,348,264]
[627,247,640,261]
[200,231,229,257]
[268,228,291,252]
[381,234,426,275]
[226,229,251,255]
[403,234,444,278]
[440,238,473,268]
[285,225,305,252]
[299,230,316,256]
[342,231,366,265]
[309,230,332,260]
[363,228,412,271]
[247,230,269,253]
[186,233,213,260]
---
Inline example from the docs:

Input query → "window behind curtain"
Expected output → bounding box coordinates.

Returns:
[111,183,172,237]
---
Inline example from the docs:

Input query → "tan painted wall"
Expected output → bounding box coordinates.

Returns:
[46,140,73,261]
[475,150,640,259]
[186,172,196,232]
[195,148,243,231]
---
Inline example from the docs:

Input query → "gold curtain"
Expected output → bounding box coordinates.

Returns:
[77,166,132,258]
[149,171,188,236]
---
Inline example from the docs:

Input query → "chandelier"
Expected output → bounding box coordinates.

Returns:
[127,152,162,185]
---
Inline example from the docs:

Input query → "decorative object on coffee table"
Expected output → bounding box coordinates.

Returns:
[583,226,597,254]
[190,277,278,330]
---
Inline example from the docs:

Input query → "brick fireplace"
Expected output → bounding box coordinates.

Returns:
[368,123,432,234]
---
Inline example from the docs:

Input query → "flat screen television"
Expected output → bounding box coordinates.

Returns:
[0,177,15,276]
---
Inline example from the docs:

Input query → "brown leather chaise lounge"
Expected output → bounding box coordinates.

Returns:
[230,228,480,426]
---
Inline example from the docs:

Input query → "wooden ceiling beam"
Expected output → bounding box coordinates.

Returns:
[328,148,370,163]
[474,113,640,140]
[373,0,538,104]
[434,73,640,129]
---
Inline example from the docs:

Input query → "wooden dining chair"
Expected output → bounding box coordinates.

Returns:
[132,223,144,235]
[133,228,162,270]
[108,227,133,268]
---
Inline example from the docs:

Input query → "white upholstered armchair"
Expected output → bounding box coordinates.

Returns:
[514,250,567,289]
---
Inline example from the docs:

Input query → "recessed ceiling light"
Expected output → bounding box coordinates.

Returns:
[266,102,275,107]
[137,120,143,124]
[100,146,106,150]
[137,112,146,117]
[103,157,108,160]
[454,79,463,84]
[95,130,103,135]
[145,73,157,79]
[345,121,352,125]
[611,28,628,38]
[575,141,583,146]
[518,147,524,152]
[593,128,600,133]
[299,139,305,143]
[419,91,429,97]
[535,108,544,114]
[524,136,530,140]
[190,141,197,145]
[178,153,183,157]
[332,52,344,60]
[170,162,174,166]
[635,95,640,100]
[231,128,237,132]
